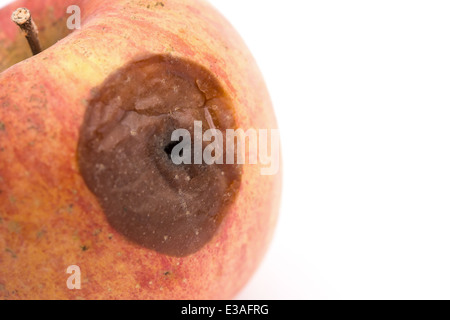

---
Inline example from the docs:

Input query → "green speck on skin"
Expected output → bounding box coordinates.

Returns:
[155,1,165,7]
[0,122,5,131]
[165,45,174,53]
[164,271,171,276]
[9,196,15,204]
[108,233,113,239]
[93,229,102,236]
[81,245,89,252]
[36,230,46,239]
[8,221,21,234]
[5,248,17,258]
[59,204,74,214]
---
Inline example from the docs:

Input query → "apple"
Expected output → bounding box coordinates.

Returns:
[0,0,281,299]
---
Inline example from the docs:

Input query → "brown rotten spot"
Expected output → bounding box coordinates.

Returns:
[78,55,242,257]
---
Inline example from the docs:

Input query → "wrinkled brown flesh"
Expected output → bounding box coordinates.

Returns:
[77,55,242,257]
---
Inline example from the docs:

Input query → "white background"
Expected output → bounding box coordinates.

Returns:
[2,0,450,300]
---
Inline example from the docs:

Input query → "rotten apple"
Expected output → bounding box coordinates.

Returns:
[0,0,281,299]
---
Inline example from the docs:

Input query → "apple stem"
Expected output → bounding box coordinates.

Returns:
[11,8,42,56]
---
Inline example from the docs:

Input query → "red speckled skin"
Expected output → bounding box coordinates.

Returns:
[0,0,281,299]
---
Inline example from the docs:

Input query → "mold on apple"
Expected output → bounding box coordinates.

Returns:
[77,54,242,257]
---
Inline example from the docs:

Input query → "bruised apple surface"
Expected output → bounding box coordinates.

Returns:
[0,0,281,299]
[78,55,242,257]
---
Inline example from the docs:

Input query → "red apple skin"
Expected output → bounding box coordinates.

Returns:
[0,0,281,299]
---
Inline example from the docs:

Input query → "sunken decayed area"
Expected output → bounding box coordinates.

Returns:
[77,55,242,257]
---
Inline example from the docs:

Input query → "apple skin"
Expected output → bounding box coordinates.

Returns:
[0,0,281,300]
